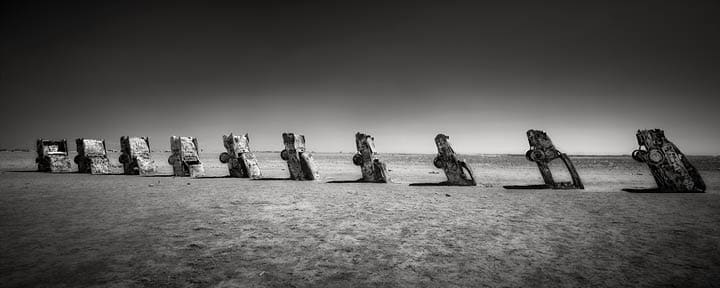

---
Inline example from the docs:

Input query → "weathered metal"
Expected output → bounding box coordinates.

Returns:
[75,138,112,174]
[219,133,262,179]
[505,130,583,189]
[432,134,476,186]
[168,136,205,178]
[631,129,705,192]
[352,132,390,183]
[280,133,319,180]
[35,139,73,172]
[119,136,157,175]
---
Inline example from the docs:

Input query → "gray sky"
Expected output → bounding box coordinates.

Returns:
[2,1,719,154]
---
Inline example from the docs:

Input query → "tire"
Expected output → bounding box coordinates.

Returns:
[280,149,289,161]
[219,152,230,163]
[631,150,647,163]
[433,156,443,169]
[352,153,363,166]
[168,155,178,165]
[74,155,82,164]
[529,149,545,162]
[119,154,130,164]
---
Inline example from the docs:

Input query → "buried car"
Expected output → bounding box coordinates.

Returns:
[119,136,157,175]
[168,136,205,178]
[219,133,262,179]
[75,138,112,174]
[35,138,73,172]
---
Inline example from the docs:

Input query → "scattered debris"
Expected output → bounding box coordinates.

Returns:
[187,243,204,249]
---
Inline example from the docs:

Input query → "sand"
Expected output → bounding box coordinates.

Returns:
[1,151,719,287]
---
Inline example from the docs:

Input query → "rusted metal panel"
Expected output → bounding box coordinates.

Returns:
[281,133,319,180]
[119,136,157,175]
[353,132,390,183]
[504,130,584,189]
[35,139,72,172]
[74,138,112,174]
[219,133,262,179]
[168,136,205,178]
[432,134,476,186]
[631,129,705,192]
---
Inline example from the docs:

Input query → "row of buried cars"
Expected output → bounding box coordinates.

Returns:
[34,129,707,192]
[37,136,205,177]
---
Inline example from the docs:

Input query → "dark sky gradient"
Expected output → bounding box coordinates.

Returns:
[2,1,719,154]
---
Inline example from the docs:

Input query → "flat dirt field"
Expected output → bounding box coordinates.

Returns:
[1,151,719,287]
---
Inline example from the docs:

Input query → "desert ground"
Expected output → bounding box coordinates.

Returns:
[1,150,719,287]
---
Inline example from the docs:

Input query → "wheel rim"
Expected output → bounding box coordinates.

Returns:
[648,149,664,164]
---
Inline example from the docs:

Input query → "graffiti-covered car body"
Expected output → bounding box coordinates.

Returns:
[119,136,156,175]
[280,133,318,180]
[168,136,205,178]
[219,133,262,179]
[75,138,112,174]
[352,132,390,183]
[35,139,73,172]
[631,129,705,192]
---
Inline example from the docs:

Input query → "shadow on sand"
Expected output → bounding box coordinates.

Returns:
[327,179,389,184]
[141,174,177,178]
[622,188,704,193]
[409,181,476,187]
[253,177,292,181]
[5,171,126,176]
[195,176,232,179]
[503,184,554,190]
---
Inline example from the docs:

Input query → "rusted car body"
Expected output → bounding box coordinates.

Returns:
[631,129,705,192]
[75,138,112,174]
[119,136,156,175]
[168,136,205,178]
[280,133,319,180]
[219,133,262,179]
[352,132,390,183]
[504,130,583,189]
[35,139,73,172]
[431,134,476,186]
